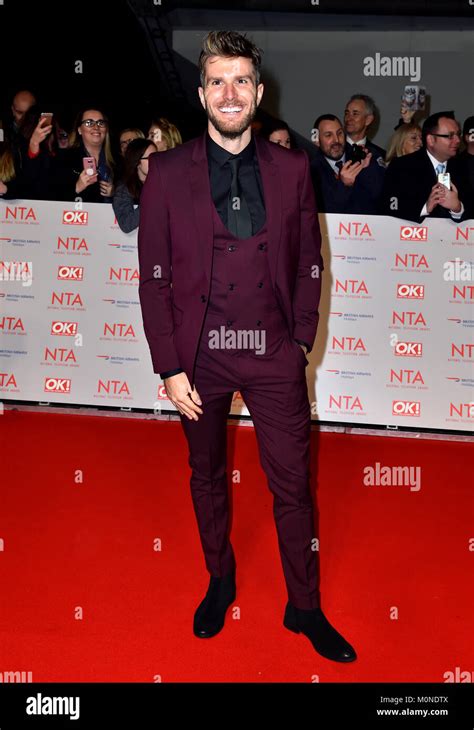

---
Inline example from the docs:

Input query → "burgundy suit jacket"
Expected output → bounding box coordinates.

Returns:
[137,130,324,386]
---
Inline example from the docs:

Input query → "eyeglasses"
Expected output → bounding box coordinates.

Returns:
[140,156,151,160]
[120,138,134,147]
[81,119,107,128]
[431,132,462,140]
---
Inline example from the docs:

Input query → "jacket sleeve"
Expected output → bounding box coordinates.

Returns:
[137,155,181,375]
[292,150,324,353]
[112,183,140,233]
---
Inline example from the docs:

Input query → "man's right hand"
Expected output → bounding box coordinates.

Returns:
[164,372,203,421]
[426,182,446,214]
[339,153,372,187]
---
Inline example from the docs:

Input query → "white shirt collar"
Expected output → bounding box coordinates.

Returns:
[426,149,447,172]
[324,153,346,173]
[346,135,367,147]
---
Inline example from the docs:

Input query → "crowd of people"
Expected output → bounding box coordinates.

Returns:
[0,88,472,231]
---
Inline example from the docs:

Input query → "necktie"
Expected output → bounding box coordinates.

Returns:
[227,157,253,238]
[436,163,445,175]
[335,160,344,177]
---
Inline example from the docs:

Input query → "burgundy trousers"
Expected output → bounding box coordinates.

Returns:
[179,317,320,610]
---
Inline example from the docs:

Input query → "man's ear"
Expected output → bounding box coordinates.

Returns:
[256,82,264,106]
[365,113,374,129]
[198,87,206,110]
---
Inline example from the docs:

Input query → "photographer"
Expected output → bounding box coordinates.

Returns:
[310,114,385,214]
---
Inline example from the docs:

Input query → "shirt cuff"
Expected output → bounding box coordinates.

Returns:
[450,203,464,219]
[160,367,183,380]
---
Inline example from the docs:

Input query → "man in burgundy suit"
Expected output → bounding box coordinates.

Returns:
[138,30,356,662]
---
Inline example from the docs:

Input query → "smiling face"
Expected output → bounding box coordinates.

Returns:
[344,99,373,140]
[402,128,422,155]
[198,55,264,140]
[317,119,346,161]
[78,109,108,150]
[426,117,462,162]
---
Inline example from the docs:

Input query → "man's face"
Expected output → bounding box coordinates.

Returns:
[426,117,461,162]
[198,55,264,139]
[344,99,373,138]
[11,92,35,125]
[317,120,346,160]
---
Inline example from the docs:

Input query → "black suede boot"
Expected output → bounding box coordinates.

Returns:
[193,571,236,638]
[283,602,357,662]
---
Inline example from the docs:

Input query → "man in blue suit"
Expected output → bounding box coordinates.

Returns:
[310,114,385,214]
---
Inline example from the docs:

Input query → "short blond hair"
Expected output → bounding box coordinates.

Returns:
[198,30,263,88]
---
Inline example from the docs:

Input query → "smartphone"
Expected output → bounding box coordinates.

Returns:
[83,157,97,176]
[438,172,451,189]
[40,113,53,127]
[349,144,366,163]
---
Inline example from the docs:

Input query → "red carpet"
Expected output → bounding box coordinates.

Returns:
[0,409,472,683]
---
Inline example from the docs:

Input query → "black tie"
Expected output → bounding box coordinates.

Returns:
[335,160,344,177]
[227,157,253,238]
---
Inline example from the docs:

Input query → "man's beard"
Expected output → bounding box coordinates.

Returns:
[324,143,344,161]
[205,98,257,139]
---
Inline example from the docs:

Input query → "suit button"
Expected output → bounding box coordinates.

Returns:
[258,243,266,251]
[227,320,233,327]
[256,320,262,326]
[228,245,236,252]
[229,283,235,290]
[257,282,263,288]
[200,295,207,302]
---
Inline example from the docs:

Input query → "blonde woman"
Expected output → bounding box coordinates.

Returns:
[386,122,422,164]
[147,117,182,151]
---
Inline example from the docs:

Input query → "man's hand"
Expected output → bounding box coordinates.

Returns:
[426,182,447,214]
[164,371,203,421]
[339,153,372,187]
[438,181,461,212]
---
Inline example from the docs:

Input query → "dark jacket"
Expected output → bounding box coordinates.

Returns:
[50,142,114,203]
[310,143,386,215]
[112,182,140,233]
[380,147,469,222]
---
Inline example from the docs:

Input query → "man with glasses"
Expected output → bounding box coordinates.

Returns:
[381,111,467,222]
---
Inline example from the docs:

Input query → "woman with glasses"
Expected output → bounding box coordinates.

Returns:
[112,138,157,233]
[57,108,116,203]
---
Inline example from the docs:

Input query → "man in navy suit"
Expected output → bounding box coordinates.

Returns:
[380,111,467,222]
[310,114,385,214]
[344,94,386,163]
